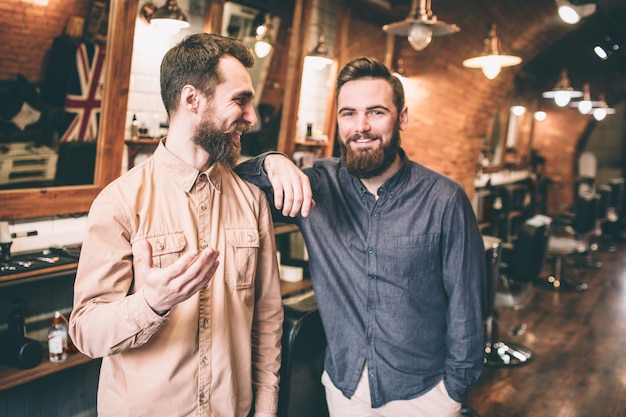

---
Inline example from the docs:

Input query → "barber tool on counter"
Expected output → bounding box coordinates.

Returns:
[0,221,12,263]
[0,305,44,369]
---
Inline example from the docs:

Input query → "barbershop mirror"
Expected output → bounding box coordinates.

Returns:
[0,0,135,219]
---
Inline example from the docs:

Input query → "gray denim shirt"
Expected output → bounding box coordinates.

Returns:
[236,149,486,407]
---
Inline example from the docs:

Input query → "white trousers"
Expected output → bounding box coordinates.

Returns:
[322,366,461,417]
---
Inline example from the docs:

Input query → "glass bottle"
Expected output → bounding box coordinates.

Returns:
[48,311,68,363]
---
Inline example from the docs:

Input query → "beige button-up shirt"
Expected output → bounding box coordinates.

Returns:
[70,142,283,417]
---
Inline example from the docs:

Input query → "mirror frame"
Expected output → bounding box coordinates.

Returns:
[0,0,137,220]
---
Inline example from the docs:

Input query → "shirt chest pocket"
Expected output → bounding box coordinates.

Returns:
[146,232,187,268]
[379,233,439,279]
[225,228,259,290]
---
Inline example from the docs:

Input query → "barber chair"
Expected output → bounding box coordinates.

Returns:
[497,215,552,309]
[541,195,598,291]
[597,184,618,252]
[602,178,625,241]
[576,151,597,197]
[483,234,533,368]
[279,289,329,417]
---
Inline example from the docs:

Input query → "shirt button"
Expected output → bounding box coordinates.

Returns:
[156,242,164,251]
[199,393,207,405]
[200,241,208,249]
[367,248,373,254]
[200,203,208,211]
[372,212,377,217]
[202,318,209,328]
[201,356,209,366]
[247,234,255,242]
[369,275,375,281]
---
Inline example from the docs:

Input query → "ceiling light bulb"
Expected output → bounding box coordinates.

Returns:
[534,111,547,121]
[254,40,272,58]
[554,90,572,107]
[558,5,581,24]
[408,24,433,51]
[481,55,502,80]
[594,45,608,60]
[594,108,607,121]
[578,99,592,114]
[512,105,526,116]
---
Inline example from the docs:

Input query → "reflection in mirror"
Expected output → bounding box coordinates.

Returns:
[0,0,109,190]
[292,0,338,164]
[221,2,280,108]
[0,0,135,220]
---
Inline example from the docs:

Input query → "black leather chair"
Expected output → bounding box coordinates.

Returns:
[498,215,552,309]
[483,234,532,367]
[279,289,329,417]
[483,215,551,367]
[278,290,482,416]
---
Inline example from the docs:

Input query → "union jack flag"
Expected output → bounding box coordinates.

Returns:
[59,43,107,142]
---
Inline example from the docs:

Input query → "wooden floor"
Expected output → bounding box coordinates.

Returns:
[465,239,626,417]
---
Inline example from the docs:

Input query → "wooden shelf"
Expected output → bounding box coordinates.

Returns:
[0,349,95,392]
[0,263,77,286]
[0,221,309,391]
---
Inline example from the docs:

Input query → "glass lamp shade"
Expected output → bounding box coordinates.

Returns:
[578,100,592,114]
[408,24,433,51]
[558,5,581,24]
[253,14,274,58]
[149,0,189,35]
[462,54,521,80]
[593,108,607,121]
[382,0,460,53]
[306,31,333,70]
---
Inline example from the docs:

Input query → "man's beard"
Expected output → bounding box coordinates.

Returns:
[192,116,249,169]
[340,124,401,179]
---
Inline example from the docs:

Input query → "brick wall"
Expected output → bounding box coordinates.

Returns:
[0,0,95,83]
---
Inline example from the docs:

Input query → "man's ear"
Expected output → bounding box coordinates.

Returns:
[399,106,408,131]
[181,84,201,113]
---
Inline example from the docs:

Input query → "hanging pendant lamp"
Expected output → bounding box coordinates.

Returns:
[462,24,522,80]
[542,69,583,107]
[382,0,460,51]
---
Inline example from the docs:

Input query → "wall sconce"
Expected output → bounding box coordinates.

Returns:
[556,0,596,24]
[382,0,460,51]
[462,24,522,80]
[541,69,582,107]
[140,0,190,35]
[253,13,274,59]
[592,94,616,121]
[305,26,333,70]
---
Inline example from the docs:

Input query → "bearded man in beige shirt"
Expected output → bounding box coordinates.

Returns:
[69,33,284,417]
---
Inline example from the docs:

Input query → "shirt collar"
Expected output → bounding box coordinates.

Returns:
[153,140,223,193]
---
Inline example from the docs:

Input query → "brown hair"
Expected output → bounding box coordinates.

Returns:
[160,33,255,116]
[336,56,405,115]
